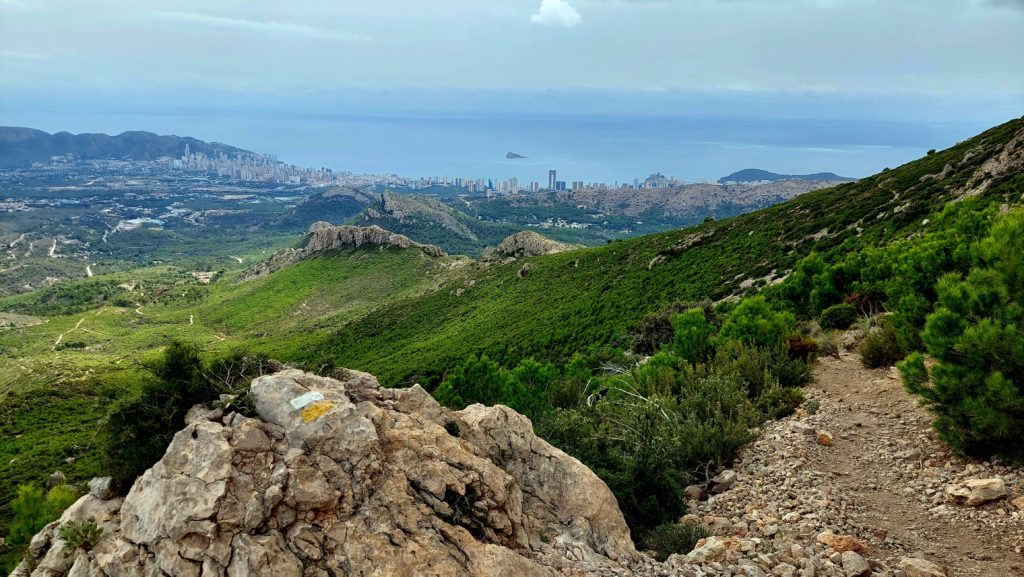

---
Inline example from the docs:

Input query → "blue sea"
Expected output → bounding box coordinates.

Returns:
[2,109,994,184]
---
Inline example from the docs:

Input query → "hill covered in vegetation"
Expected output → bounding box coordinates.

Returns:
[1,117,1022,570]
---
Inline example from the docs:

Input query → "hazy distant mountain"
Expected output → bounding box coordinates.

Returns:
[0,126,254,168]
[718,168,855,184]
[506,152,527,159]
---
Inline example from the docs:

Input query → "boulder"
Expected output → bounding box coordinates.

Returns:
[687,536,740,563]
[899,557,949,577]
[485,231,580,260]
[840,551,871,577]
[711,469,738,493]
[88,477,114,500]
[18,369,640,577]
[945,478,1007,506]
[684,484,704,500]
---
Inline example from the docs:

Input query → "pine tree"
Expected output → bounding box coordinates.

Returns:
[899,211,1024,459]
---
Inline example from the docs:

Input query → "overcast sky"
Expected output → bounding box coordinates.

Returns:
[0,0,1021,151]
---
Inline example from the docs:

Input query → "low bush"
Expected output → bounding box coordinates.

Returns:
[99,341,279,490]
[755,386,806,420]
[5,484,78,546]
[859,319,904,369]
[58,520,102,551]
[819,303,858,330]
[639,522,712,562]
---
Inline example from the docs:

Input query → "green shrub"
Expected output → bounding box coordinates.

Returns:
[58,520,102,551]
[5,484,78,546]
[671,308,715,364]
[819,303,858,330]
[716,342,812,397]
[899,211,1024,459]
[433,355,552,420]
[631,301,714,356]
[859,319,904,368]
[639,522,712,562]
[718,296,795,351]
[756,386,806,420]
[100,342,279,490]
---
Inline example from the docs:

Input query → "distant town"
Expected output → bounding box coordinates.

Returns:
[19,145,707,197]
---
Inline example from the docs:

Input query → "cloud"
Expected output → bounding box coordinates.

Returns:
[531,0,582,27]
[151,11,372,42]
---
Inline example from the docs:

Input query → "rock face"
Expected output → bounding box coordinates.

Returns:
[244,223,446,278]
[484,231,580,260]
[15,369,638,577]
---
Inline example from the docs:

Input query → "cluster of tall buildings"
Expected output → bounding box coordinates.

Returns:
[177,144,336,185]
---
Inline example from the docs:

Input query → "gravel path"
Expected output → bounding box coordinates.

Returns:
[689,351,1024,577]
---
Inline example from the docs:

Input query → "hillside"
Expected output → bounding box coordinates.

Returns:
[301,118,1024,386]
[0,127,252,168]
[1,117,1022,570]
[356,191,521,255]
[717,168,855,184]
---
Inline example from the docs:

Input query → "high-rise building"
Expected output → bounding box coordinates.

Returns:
[548,170,557,190]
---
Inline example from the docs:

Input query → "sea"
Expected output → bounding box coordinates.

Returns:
[2,109,995,185]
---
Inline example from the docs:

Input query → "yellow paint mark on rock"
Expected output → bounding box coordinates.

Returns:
[301,401,335,423]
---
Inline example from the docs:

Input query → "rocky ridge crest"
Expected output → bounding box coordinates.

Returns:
[244,223,446,279]
[482,231,581,260]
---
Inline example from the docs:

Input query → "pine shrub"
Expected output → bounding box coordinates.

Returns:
[819,303,858,330]
[899,211,1024,459]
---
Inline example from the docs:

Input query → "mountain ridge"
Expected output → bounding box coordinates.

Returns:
[0,126,254,168]
[717,168,855,184]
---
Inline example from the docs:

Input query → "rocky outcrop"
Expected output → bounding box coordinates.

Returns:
[15,369,639,577]
[244,223,446,279]
[483,231,580,260]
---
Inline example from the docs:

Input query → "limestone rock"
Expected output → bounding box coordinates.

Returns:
[484,231,580,260]
[18,369,639,577]
[244,224,446,279]
[712,469,738,493]
[898,557,949,577]
[945,478,1007,506]
[687,536,740,563]
[840,551,871,577]
[87,477,114,500]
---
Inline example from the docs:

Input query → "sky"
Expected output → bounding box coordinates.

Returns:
[0,0,1022,177]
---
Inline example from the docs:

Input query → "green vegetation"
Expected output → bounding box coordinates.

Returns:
[100,342,276,489]
[639,522,713,561]
[899,211,1024,460]
[818,303,857,330]
[58,520,103,552]
[434,294,810,537]
[859,319,905,369]
[0,118,1022,553]
[3,484,78,569]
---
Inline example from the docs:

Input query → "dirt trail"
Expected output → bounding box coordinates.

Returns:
[52,318,86,350]
[808,353,1022,576]
[697,351,1023,577]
